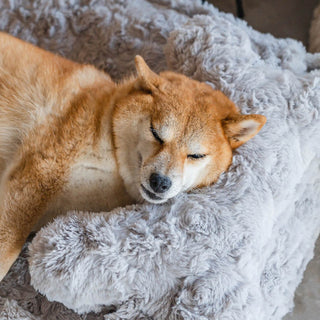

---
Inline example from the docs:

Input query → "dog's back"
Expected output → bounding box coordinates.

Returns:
[0,33,135,228]
[0,32,112,173]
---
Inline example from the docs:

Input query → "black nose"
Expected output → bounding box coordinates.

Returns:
[149,173,172,193]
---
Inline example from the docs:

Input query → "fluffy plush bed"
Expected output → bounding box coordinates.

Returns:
[1,0,320,319]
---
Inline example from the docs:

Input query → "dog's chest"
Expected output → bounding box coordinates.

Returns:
[65,151,132,209]
[35,148,134,229]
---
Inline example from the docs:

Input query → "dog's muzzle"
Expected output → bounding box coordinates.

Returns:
[149,173,172,193]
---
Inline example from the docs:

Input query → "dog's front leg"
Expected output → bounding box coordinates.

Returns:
[0,150,68,281]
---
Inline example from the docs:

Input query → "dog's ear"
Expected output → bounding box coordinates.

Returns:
[222,114,266,149]
[135,55,163,92]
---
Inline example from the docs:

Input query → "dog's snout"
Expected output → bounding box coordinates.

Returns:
[149,173,172,193]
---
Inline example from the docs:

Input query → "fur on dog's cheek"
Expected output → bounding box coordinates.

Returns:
[182,158,211,189]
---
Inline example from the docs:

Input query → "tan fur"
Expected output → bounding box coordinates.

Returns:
[0,33,266,281]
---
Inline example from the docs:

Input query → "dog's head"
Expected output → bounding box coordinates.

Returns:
[113,56,266,204]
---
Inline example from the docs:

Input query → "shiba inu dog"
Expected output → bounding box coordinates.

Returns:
[0,32,266,281]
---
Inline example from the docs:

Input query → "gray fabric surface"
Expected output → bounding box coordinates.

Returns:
[0,0,320,319]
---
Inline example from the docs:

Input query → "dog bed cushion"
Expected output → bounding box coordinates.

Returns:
[1,0,320,319]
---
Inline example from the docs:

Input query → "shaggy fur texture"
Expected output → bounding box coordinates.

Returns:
[1,0,320,319]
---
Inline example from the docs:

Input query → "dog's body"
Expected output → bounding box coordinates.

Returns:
[0,32,266,281]
[0,32,134,225]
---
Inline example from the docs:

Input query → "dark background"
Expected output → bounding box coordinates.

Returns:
[207,0,319,47]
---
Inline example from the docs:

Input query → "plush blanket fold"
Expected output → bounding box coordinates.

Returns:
[0,0,320,319]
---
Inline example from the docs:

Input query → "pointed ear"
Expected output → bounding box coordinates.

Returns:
[135,55,163,92]
[222,114,267,149]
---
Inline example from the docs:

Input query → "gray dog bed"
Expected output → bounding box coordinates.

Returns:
[1,0,320,319]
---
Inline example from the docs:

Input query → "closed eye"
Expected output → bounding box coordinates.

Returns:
[187,154,206,159]
[150,125,164,144]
